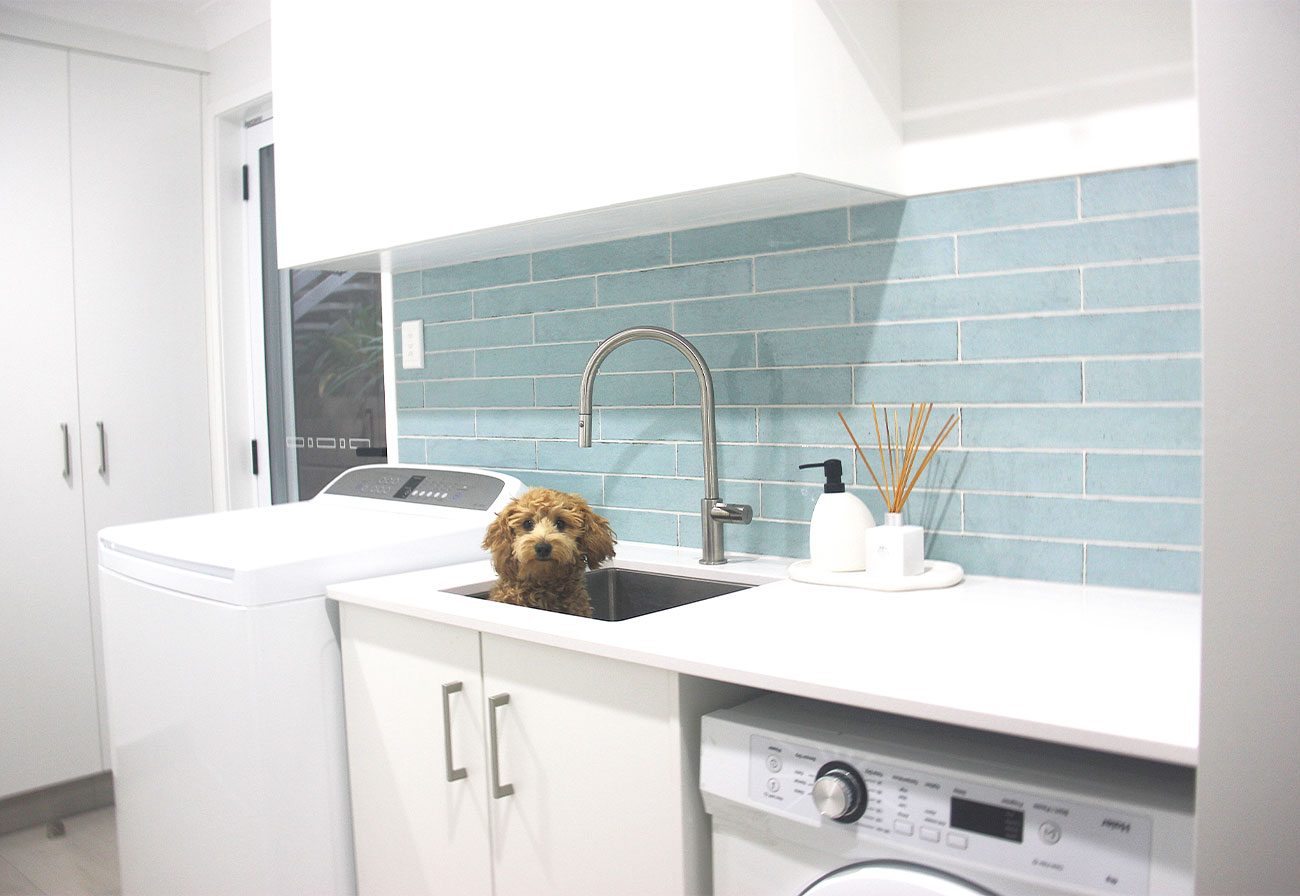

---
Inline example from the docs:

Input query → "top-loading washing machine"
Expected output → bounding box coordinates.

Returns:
[700,694,1195,896]
[97,464,524,896]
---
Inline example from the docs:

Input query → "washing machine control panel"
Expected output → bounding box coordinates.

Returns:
[748,734,1154,896]
[323,466,511,510]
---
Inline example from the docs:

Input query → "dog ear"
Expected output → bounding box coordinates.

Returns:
[579,505,617,570]
[482,509,517,576]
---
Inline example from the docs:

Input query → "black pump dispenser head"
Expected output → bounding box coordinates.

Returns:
[799,459,846,493]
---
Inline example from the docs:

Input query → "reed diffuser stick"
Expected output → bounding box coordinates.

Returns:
[839,404,956,515]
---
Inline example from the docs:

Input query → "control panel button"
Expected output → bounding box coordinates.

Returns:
[766,778,781,794]
[920,827,941,843]
[947,833,969,850]
[893,820,914,836]
[1039,821,1062,845]
[765,755,783,773]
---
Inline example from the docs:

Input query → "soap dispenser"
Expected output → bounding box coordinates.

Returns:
[799,459,875,572]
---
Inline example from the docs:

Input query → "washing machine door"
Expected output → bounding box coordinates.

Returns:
[800,861,999,896]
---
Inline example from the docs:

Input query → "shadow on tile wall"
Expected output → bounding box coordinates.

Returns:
[394,163,1201,592]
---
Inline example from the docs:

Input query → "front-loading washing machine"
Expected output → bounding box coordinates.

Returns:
[700,694,1195,896]
[97,464,523,896]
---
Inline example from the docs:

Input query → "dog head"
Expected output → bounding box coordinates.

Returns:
[483,488,616,581]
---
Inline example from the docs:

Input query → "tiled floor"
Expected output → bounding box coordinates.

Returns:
[0,808,119,896]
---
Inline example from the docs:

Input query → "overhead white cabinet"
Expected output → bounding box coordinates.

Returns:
[340,603,749,896]
[0,38,211,799]
[270,0,901,270]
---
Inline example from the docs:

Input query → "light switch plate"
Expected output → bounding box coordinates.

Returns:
[401,319,425,369]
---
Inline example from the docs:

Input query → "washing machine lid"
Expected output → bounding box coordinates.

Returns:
[800,862,998,896]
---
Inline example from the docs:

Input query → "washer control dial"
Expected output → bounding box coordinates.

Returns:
[812,762,868,823]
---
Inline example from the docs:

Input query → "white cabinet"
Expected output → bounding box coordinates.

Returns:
[0,38,212,799]
[270,1,899,270]
[340,603,749,896]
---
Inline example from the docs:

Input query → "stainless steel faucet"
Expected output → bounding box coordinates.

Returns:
[578,326,752,565]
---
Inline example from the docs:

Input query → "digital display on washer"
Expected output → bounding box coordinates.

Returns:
[393,475,426,499]
[950,797,1025,843]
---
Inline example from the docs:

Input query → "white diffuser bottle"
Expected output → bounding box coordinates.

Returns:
[864,512,925,577]
[799,459,875,571]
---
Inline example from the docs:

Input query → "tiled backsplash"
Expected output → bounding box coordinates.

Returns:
[394,163,1200,592]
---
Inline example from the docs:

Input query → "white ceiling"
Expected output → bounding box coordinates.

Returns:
[0,0,268,51]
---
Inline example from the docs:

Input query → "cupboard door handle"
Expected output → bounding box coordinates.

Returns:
[488,693,514,799]
[61,424,71,477]
[441,681,467,782]
[96,421,107,474]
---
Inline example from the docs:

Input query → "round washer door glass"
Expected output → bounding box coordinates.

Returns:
[800,862,999,896]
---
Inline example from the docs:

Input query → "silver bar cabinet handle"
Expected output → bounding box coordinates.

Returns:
[96,421,107,474]
[441,682,467,782]
[488,693,514,798]
[61,424,71,477]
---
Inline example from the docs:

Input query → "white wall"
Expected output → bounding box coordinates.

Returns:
[1196,1,1300,892]
[899,0,1197,193]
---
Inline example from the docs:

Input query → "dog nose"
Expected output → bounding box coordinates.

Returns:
[533,542,552,560]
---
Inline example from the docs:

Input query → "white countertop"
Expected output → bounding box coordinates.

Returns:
[327,542,1200,766]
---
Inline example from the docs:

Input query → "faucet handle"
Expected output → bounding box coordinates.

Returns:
[710,502,753,525]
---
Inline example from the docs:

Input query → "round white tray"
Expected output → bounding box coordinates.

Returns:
[787,558,965,592]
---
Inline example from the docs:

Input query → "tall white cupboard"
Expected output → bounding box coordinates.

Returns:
[0,38,212,801]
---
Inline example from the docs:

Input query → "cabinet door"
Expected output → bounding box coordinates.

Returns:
[482,635,691,896]
[0,39,103,798]
[340,605,494,896]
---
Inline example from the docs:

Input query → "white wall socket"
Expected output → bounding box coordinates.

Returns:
[401,319,425,369]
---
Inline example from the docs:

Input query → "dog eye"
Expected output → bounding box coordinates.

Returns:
[521,519,534,532]
[554,518,566,531]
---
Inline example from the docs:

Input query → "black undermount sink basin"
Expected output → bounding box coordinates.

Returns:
[447,568,752,621]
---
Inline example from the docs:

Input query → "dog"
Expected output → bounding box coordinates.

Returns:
[482,488,616,617]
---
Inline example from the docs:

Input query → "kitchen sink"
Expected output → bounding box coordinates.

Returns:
[446,568,752,621]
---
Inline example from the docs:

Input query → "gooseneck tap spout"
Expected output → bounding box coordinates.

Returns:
[578,326,752,565]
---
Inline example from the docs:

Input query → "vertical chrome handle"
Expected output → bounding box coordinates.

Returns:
[61,424,71,477]
[441,681,467,782]
[488,693,514,798]
[96,421,107,474]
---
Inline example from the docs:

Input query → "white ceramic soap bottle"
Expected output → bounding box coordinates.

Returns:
[799,459,875,572]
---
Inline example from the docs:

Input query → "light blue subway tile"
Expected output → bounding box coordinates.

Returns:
[958,213,1199,273]
[477,408,579,440]
[397,409,477,437]
[855,270,1080,322]
[755,237,955,291]
[925,533,1084,584]
[394,349,473,382]
[422,377,534,409]
[535,303,673,344]
[475,342,596,378]
[536,372,676,408]
[599,407,756,443]
[758,321,956,368]
[1083,260,1200,309]
[1087,454,1202,498]
[678,443,856,484]
[425,315,533,352]
[672,209,848,263]
[395,381,424,409]
[1086,545,1201,592]
[854,361,1081,404]
[393,271,423,299]
[474,278,595,319]
[962,407,1201,450]
[423,437,537,471]
[596,332,754,373]
[532,234,672,280]
[851,178,1077,241]
[676,288,851,334]
[604,475,760,515]
[962,309,1199,360]
[937,449,1083,494]
[538,440,677,476]
[519,471,604,500]
[964,494,1200,545]
[758,406,899,448]
[421,254,531,294]
[1085,358,1201,402]
[597,259,752,305]
[397,437,427,463]
[394,292,473,325]
[1081,163,1198,217]
[682,367,853,406]
[595,506,679,547]
[678,516,809,560]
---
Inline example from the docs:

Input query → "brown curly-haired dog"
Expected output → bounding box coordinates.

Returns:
[482,488,616,617]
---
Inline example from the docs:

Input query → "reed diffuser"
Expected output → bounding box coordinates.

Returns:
[839,404,956,576]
